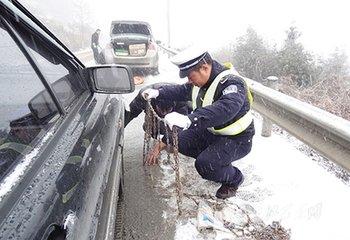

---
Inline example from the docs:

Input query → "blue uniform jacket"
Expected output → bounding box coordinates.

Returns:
[158,60,255,139]
[127,82,189,123]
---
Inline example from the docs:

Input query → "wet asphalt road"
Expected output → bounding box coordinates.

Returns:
[120,84,176,240]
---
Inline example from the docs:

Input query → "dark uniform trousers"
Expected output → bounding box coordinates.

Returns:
[91,31,100,63]
[157,61,255,186]
[92,47,99,63]
[177,127,252,186]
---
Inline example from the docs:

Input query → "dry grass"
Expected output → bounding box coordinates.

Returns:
[278,76,350,121]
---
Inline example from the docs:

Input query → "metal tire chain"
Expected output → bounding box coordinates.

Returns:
[142,132,148,165]
[165,126,171,165]
[143,100,183,215]
[156,117,161,163]
[142,103,151,165]
[172,127,182,215]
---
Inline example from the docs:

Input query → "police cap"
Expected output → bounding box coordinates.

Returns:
[171,46,209,78]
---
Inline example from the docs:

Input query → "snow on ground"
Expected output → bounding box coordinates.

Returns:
[140,53,350,240]
[153,114,350,240]
[84,51,350,239]
[236,117,350,240]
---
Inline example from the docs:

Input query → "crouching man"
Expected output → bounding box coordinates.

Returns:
[142,47,254,199]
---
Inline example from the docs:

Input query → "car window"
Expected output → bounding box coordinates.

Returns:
[8,18,86,110]
[27,43,85,110]
[112,23,151,35]
[0,22,59,180]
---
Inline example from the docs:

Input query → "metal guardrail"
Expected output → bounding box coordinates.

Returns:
[159,44,350,172]
[247,79,350,171]
[157,44,178,56]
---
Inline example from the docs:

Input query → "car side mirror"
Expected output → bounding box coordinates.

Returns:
[88,65,135,94]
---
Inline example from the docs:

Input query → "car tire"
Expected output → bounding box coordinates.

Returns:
[114,180,124,240]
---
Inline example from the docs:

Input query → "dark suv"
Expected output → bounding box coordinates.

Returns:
[0,1,134,239]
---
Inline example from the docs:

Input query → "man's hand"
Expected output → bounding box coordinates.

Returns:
[141,89,159,100]
[164,112,191,130]
[145,141,166,165]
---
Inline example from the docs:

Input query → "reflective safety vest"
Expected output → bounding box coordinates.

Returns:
[191,66,253,136]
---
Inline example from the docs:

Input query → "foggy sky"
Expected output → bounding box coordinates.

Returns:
[21,0,350,58]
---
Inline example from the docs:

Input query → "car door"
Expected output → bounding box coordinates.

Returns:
[0,1,124,239]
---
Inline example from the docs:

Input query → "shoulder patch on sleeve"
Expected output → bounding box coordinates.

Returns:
[222,85,238,95]
[220,76,230,84]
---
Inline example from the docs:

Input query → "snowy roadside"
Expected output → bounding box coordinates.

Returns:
[144,112,350,240]
[270,123,350,186]
[86,50,350,239]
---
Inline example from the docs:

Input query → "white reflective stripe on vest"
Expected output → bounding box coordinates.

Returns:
[192,69,237,110]
[191,69,253,135]
[191,86,200,110]
[207,110,253,135]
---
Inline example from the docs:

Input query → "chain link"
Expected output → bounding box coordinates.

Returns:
[172,127,182,215]
[143,103,152,165]
[164,126,171,165]
[143,100,182,215]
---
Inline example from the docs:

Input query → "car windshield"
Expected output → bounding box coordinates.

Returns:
[111,23,150,35]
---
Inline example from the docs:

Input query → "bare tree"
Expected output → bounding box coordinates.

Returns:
[72,0,94,50]
[231,27,280,82]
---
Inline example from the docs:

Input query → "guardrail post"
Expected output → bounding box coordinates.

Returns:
[261,76,278,137]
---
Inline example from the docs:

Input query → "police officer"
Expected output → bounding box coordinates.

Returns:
[125,83,190,138]
[142,46,255,199]
[91,29,101,63]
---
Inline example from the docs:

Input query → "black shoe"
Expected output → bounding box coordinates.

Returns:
[215,176,244,199]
